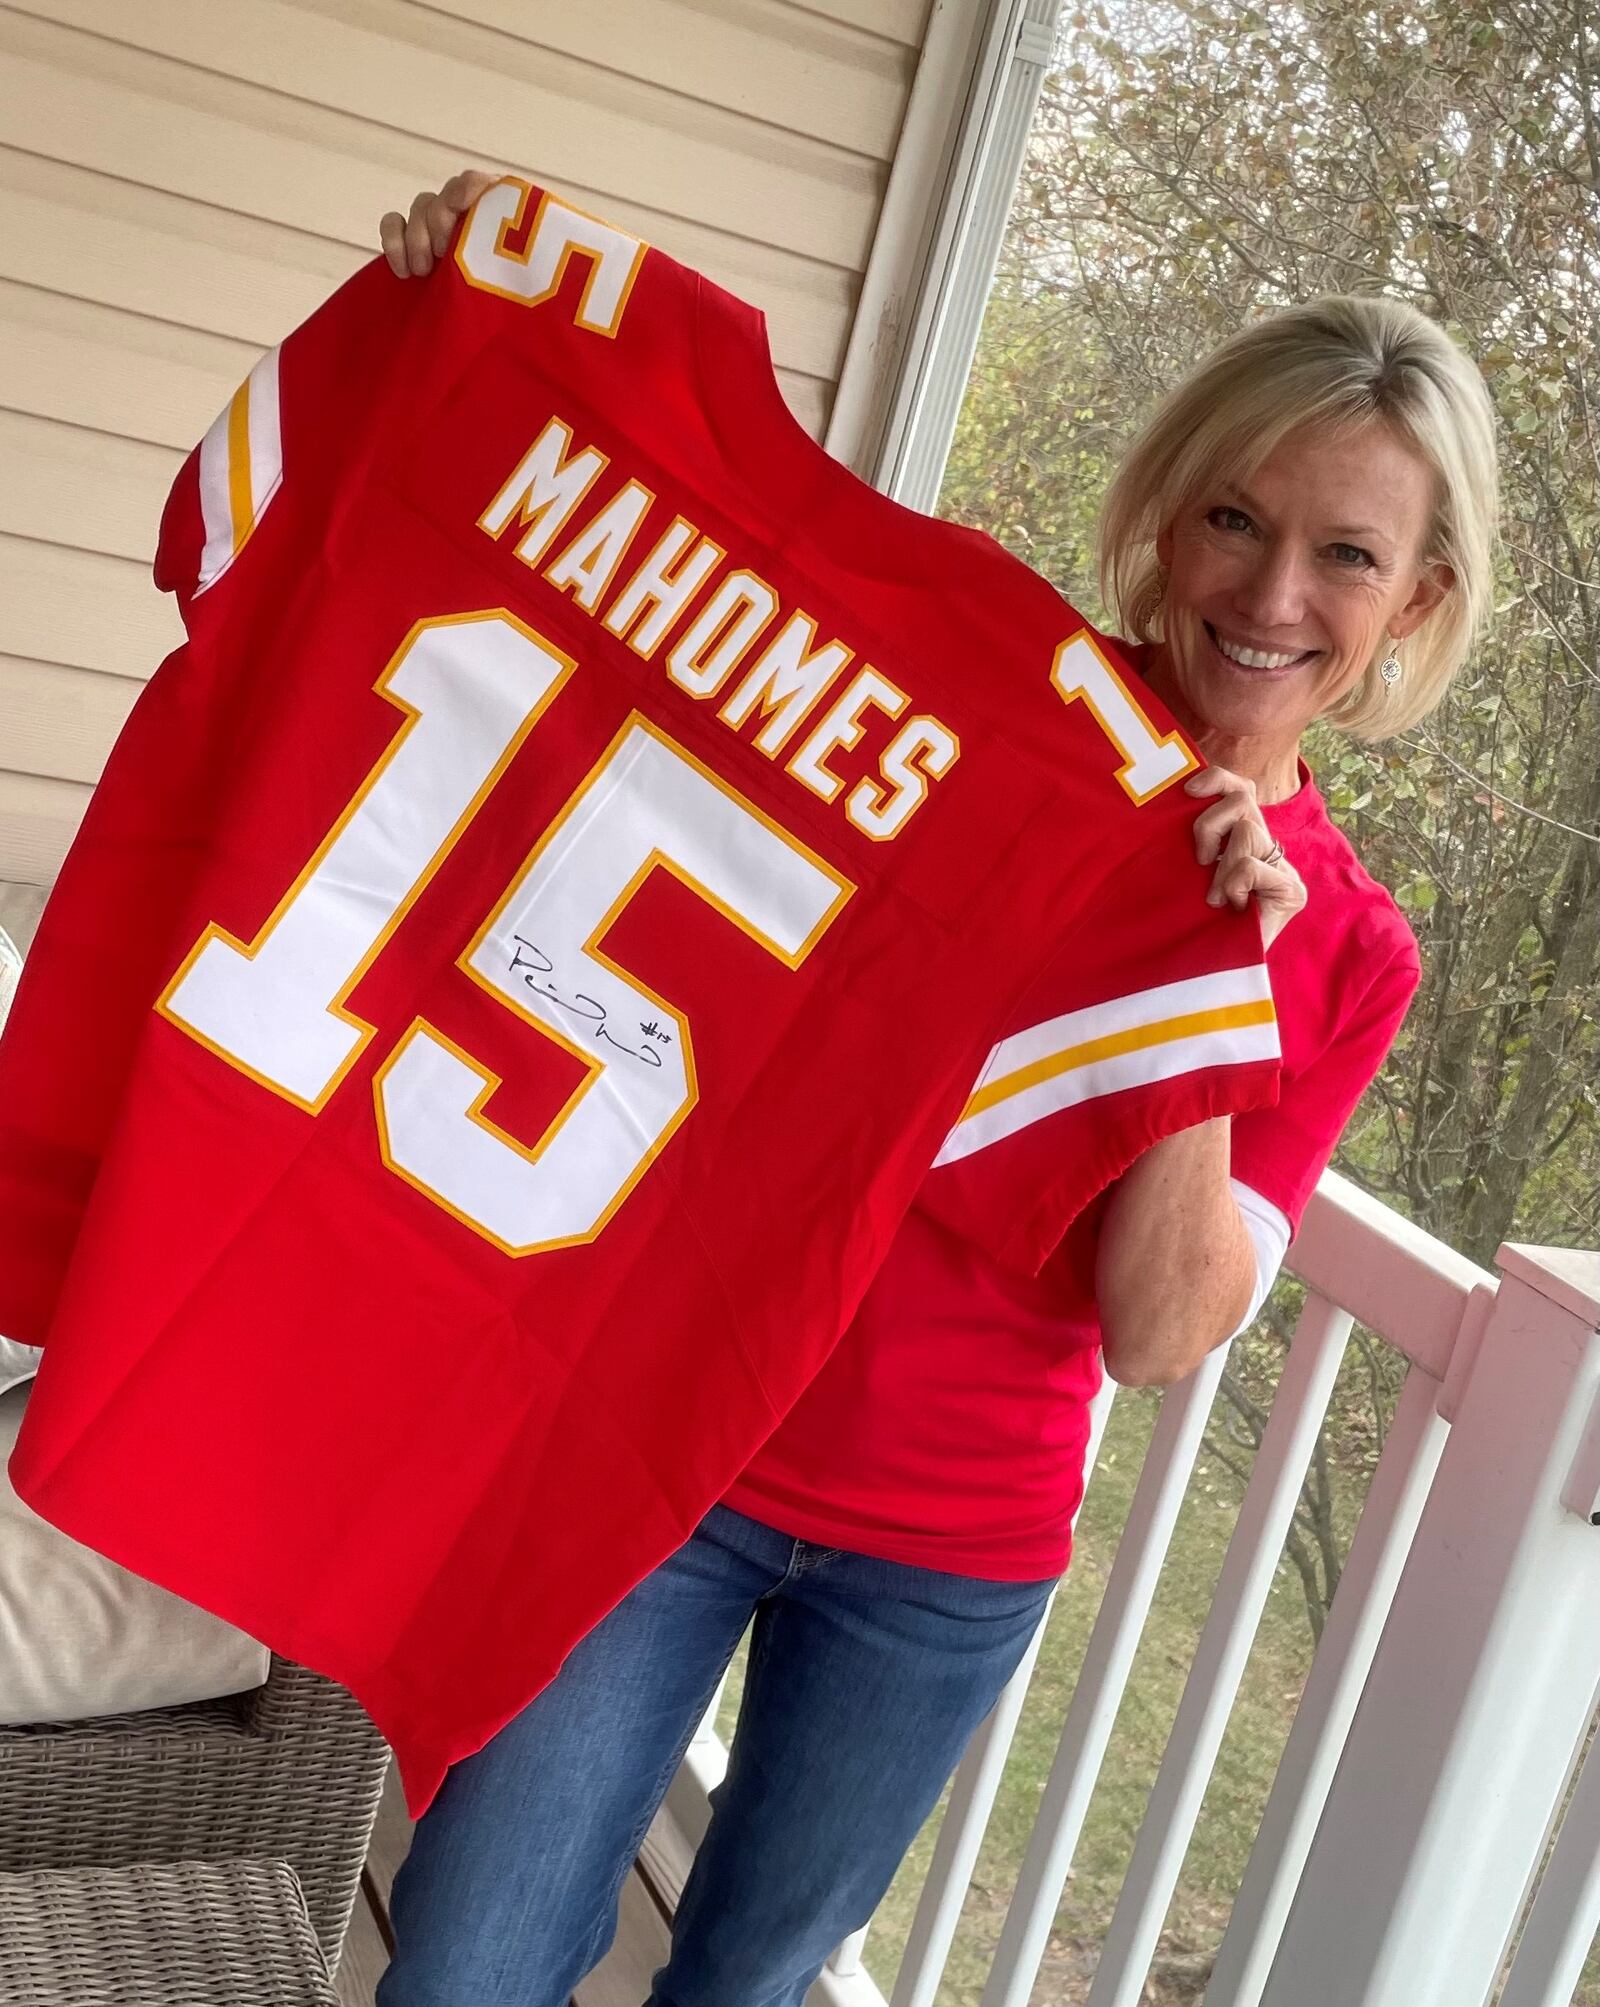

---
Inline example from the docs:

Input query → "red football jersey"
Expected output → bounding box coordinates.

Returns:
[0,183,1278,1809]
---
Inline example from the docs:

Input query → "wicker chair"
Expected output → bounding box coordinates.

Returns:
[0,901,390,1976]
[0,1655,389,1970]
[0,1859,340,2005]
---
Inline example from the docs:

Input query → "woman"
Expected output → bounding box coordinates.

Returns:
[373,177,1496,2007]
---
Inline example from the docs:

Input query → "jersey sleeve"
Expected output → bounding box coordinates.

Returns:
[916,827,1282,1278]
[1230,938,1419,1234]
[154,347,284,603]
[153,253,413,610]
[155,179,674,612]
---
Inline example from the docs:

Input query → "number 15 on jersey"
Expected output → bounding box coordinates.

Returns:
[158,610,853,1258]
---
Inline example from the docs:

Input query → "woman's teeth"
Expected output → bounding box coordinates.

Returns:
[1213,632,1306,670]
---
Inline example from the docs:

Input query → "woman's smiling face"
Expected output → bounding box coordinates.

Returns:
[1154,419,1450,747]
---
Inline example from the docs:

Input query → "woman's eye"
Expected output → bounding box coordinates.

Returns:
[1210,506,1253,534]
[1329,542,1375,567]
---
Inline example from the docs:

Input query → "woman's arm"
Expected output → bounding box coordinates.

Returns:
[1095,1119,1257,1385]
[1097,765,1306,1387]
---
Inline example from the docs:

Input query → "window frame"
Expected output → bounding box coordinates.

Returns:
[826,0,1062,513]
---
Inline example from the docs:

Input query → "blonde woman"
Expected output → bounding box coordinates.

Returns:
[375,179,1496,2007]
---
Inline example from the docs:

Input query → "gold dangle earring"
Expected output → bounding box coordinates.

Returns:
[1379,641,1402,689]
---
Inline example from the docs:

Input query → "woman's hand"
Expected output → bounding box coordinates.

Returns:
[380,170,497,278]
[1184,766,1307,949]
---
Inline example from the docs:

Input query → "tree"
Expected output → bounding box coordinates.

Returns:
[940,0,1600,1647]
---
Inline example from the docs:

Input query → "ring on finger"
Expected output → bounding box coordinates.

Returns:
[1261,838,1285,868]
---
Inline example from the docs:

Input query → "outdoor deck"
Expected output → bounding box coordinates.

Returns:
[334,1767,667,2005]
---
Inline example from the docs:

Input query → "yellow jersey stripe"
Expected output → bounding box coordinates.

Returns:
[226,379,255,556]
[960,996,1278,1123]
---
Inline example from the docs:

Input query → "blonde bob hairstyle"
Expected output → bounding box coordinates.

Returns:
[1098,295,1499,739]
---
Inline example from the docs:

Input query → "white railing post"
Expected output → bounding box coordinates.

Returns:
[1202,1306,1486,2007]
[983,1348,1226,2007]
[1082,1293,1352,2007]
[1261,1245,1600,2007]
[890,1374,1119,2007]
[888,1593,1056,2007]
[1495,1682,1600,2007]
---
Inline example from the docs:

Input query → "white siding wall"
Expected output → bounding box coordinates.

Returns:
[0,0,936,895]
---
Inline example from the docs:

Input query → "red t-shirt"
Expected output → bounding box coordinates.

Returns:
[726,766,1419,1579]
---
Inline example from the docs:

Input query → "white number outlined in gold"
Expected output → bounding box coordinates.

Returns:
[1051,630,1197,802]
[161,613,853,1254]
[455,181,646,336]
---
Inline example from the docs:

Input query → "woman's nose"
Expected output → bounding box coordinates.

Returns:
[1234,546,1308,630]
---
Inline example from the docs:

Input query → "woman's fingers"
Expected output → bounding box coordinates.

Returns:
[381,173,498,277]
[1208,814,1276,904]
[1210,850,1268,908]
[1186,765,1260,865]
[430,171,495,252]
[1212,852,1286,911]
[379,209,409,278]
[426,193,458,258]
[1192,792,1255,865]
[404,190,437,276]
[440,169,497,214]
[1187,768,1303,944]
[1211,854,1307,948]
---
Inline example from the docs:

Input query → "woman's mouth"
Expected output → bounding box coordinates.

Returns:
[1203,623,1317,676]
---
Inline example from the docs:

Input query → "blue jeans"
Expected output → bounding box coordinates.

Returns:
[376,1504,1057,2007]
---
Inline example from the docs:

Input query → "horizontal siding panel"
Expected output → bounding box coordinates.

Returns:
[414,0,913,150]
[0,170,848,441]
[787,0,930,43]
[0,769,92,885]
[9,0,885,268]
[0,9,862,355]
[776,368,831,439]
[0,409,179,563]
[0,105,852,382]
[0,153,359,348]
[0,10,474,259]
[0,655,138,784]
[0,537,181,681]
[0,280,255,451]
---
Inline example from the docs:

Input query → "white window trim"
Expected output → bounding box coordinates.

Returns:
[825,0,1063,512]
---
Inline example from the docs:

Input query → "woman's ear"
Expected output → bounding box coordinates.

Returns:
[1155,522,1175,569]
[1390,560,1455,639]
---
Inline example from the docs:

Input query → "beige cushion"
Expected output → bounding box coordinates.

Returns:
[0,1340,40,1398]
[0,1380,271,1723]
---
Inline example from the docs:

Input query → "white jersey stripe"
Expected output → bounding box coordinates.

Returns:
[195,347,283,596]
[243,348,283,546]
[196,400,235,590]
[935,965,1279,1167]
[965,965,1275,1093]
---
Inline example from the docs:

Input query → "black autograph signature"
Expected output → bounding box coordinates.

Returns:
[508,935,669,1068]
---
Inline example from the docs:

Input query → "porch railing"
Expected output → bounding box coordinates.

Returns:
[648,1170,1600,2007]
